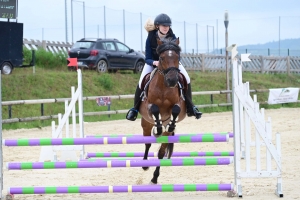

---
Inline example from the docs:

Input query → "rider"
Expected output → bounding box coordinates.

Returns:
[126,13,202,121]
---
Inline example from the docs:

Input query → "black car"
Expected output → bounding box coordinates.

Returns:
[68,38,145,73]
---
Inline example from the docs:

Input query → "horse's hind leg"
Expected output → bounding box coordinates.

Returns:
[150,143,168,184]
[150,104,165,137]
[141,118,153,171]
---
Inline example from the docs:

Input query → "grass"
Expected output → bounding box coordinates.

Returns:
[2,48,300,130]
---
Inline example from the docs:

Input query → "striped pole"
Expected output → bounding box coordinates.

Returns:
[3,134,229,147]
[86,132,234,138]
[8,183,234,194]
[7,158,233,170]
[81,157,231,161]
[86,151,234,158]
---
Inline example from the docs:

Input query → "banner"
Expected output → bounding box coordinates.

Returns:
[268,88,299,104]
[96,97,111,106]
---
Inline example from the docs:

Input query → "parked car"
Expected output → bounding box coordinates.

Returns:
[68,38,145,73]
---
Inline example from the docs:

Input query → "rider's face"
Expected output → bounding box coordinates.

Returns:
[158,25,170,34]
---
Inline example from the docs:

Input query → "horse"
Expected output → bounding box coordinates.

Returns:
[139,37,187,184]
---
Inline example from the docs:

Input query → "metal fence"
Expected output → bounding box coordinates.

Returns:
[17,4,300,56]
[23,38,300,74]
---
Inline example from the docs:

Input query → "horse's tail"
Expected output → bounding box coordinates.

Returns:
[166,143,174,159]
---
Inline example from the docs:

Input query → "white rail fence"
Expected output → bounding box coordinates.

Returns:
[23,39,300,74]
[2,89,300,124]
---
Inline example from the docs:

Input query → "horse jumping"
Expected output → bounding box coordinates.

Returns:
[139,38,187,184]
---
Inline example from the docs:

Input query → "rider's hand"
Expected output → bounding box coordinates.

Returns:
[153,61,159,67]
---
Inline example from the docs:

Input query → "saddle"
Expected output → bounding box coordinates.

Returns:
[140,68,188,101]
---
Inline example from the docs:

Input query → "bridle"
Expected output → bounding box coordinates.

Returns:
[157,50,180,77]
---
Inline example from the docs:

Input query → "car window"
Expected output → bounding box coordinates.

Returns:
[72,41,94,49]
[103,42,116,51]
[96,42,104,50]
[116,42,130,52]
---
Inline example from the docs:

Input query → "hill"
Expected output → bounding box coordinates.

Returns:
[237,38,300,56]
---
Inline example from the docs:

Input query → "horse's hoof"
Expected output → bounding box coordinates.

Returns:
[142,167,149,171]
[151,126,165,137]
[149,181,157,185]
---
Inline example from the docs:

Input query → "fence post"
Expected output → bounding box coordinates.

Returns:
[287,56,290,75]
[260,56,264,73]
[42,40,47,50]
[201,54,205,72]
[8,105,12,119]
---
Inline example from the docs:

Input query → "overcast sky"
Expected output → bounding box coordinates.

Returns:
[4,0,300,52]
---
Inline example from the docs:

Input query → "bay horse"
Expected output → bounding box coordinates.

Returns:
[139,37,186,184]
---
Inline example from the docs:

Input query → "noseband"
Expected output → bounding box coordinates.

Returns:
[157,66,180,76]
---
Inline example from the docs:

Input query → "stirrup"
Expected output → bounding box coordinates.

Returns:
[126,108,138,121]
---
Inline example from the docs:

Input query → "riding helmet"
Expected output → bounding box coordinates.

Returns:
[154,13,172,26]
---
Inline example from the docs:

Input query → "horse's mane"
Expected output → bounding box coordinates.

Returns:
[156,38,181,55]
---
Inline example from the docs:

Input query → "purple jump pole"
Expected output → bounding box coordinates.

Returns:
[8,183,234,194]
[3,134,229,147]
[7,157,233,170]
[86,132,234,138]
[86,151,234,158]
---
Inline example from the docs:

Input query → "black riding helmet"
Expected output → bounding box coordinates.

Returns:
[154,13,172,26]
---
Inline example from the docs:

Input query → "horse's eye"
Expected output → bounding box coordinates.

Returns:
[160,57,164,62]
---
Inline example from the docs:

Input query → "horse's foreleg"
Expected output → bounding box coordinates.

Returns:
[166,104,181,132]
[142,143,151,171]
[150,104,165,137]
[151,144,168,184]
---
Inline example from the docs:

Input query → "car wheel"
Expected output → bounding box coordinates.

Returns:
[134,61,144,74]
[96,60,108,73]
[1,62,13,75]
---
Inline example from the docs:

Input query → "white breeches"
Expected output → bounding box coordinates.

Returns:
[138,62,190,88]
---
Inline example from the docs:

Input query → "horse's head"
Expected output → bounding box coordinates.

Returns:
[156,37,181,88]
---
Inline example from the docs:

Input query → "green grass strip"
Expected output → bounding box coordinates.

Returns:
[207,184,219,191]
[68,186,79,193]
[184,184,197,191]
[17,139,29,146]
[21,162,33,170]
[157,136,168,143]
[160,159,172,166]
[179,135,191,143]
[183,158,195,166]
[205,158,218,165]
[22,187,34,194]
[62,138,75,145]
[45,187,57,194]
[162,184,174,192]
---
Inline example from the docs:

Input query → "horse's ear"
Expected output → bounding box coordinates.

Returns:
[175,37,180,45]
[157,38,163,46]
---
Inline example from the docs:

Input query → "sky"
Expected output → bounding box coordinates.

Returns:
[2,0,300,53]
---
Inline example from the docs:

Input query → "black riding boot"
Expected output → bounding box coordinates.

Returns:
[126,85,143,121]
[186,83,202,119]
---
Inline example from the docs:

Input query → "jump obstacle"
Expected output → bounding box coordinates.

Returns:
[0,47,284,198]
[8,183,234,194]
